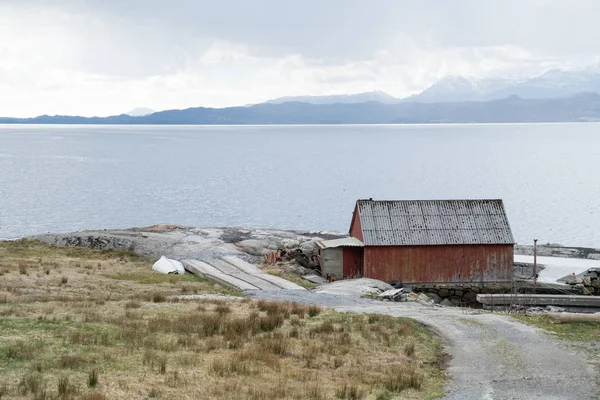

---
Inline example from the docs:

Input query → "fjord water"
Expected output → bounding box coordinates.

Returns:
[0,124,599,247]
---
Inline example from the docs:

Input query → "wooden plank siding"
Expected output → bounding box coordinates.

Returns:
[342,247,363,278]
[363,244,514,283]
[349,203,363,241]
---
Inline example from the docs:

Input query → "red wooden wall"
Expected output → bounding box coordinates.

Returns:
[363,244,513,283]
[342,247,363,278]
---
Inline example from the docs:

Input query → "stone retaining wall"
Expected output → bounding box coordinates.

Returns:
[413,281,598,306]
[412,283,514,306]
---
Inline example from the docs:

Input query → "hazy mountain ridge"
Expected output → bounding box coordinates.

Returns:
[3,92,600,124]
[265,90,399,105]
[260,65,600,105]
[126,107,155,117]
[410,65,600,102]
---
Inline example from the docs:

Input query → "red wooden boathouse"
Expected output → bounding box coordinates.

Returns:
[348,199,515,284]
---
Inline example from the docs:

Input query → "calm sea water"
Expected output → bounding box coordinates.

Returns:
[1,124,599,247]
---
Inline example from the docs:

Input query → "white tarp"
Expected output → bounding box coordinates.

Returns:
[152,256,185,275]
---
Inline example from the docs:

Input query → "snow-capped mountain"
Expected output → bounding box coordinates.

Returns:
[126,107,155,117]
[265,90,399,105]
[404,76,527,102]
[407,64,600,103]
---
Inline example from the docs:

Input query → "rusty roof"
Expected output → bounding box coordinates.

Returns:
[356,199,514,246]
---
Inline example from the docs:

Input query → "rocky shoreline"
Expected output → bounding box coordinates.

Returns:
[31,224,340,267]
[28,225,600,300]
[515,243,600,259]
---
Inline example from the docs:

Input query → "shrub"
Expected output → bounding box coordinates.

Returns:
[57,377,70,396]
[215,304,232,315]
[19,264,28,275]
[59,354,86,369]
[380,365,423,392]
[124,300,141,309]
[152,292,167,303]
[404,339,415,357]
[307,305,321,318]
[18,373,43,395]
[311,321,335,335]
[88,370,99,388]
[6,341,38,360]
[259,336,290,356]
[335,383,363,399]
[159,357,167,374]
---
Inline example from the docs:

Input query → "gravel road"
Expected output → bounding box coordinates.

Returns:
[249,290,599,400]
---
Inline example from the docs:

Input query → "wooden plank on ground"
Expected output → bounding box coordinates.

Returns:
[182,260,259,291]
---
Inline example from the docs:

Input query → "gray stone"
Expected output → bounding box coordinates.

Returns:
[282,262,311,275]
[463,291,478,303]
[450,297,462,306]
[438,288,450,297]
[425,293,442,304]
[454,290,464,297]
[440,298,454,307]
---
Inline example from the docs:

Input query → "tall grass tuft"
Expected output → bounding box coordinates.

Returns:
[380,364,423,392]
[307,305,321,317]
[88,369,99,388]
[18,373,43,395]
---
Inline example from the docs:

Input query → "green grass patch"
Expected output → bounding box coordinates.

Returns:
[0,239,143,262]
[512,314,599,343]
[104,271,202,285]
[265,269,316,289]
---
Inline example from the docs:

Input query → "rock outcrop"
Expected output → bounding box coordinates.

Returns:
[31,225,345,264]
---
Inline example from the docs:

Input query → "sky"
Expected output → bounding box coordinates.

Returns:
[2,0,600,117]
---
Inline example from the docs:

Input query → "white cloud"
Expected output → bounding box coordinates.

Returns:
[1,1,599,117]
[199,41,257,66]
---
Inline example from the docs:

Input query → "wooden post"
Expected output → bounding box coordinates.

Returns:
[533,239,538,285]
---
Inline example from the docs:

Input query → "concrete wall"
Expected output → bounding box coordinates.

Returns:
[363,244,514,284]
[320,248,343,278]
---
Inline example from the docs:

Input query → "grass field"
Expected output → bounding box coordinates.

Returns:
[0,240,446,399]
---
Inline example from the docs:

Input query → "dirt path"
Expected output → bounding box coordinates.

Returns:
[249,291,598,400]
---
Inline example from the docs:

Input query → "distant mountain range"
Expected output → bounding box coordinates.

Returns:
[4,65,600,124]
[408,64,600,103]
[265,90,398,105]
[126,107,155,117]
[3,92,600,124]
[262,64,600,105]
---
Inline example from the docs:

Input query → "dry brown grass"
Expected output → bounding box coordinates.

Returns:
[0,240,446,399]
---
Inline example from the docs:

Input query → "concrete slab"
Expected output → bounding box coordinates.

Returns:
[477,294,600,307]
[302,274,328,285]
[206,259,282,290]
[222,256,307,290]
[181,260,259,291]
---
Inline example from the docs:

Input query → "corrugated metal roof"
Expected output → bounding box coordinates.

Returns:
[357,199,514,246]
[317,237,364,249]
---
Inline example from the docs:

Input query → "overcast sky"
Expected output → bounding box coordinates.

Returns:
[2,0,600,117]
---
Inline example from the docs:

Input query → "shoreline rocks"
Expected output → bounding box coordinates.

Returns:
[30,225,344,266]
